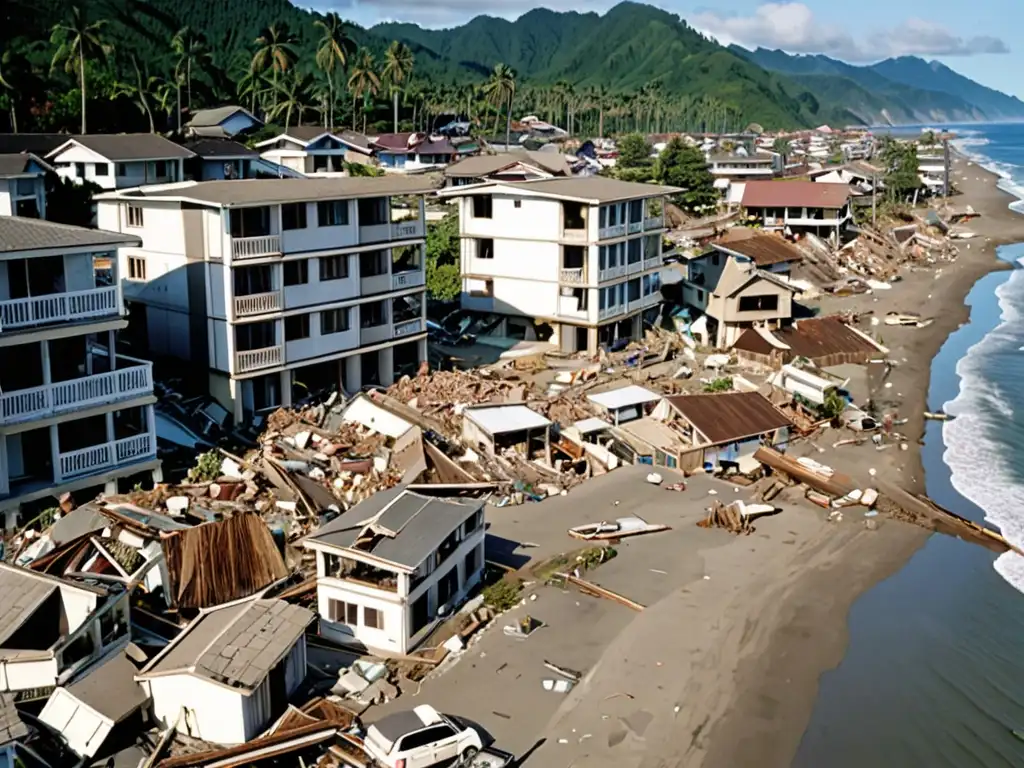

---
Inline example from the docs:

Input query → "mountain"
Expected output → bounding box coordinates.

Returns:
[735,46,1019,124]
[869,57,1024,120]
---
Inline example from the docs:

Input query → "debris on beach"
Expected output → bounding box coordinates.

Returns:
[568,516,671,541]
[557,573,645,611]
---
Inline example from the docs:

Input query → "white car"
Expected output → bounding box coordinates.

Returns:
[364,704,484,767]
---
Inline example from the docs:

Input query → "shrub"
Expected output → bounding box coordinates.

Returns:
[482,578,523,612]
[188,451,222,483]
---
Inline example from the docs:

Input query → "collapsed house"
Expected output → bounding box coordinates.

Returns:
[731,317,887,368]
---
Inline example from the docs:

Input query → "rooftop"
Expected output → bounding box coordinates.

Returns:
[708,152,774,164]
[112,176,440,206]
[588,385,663,411]
[306,489,483,570]
[464,404,552,434]
[0,694,28,746]
[440,176,681,203]
[49,134,195,161]
[182,138,258,158]
[0,217,141,254]
[665,391,793,445]
[712,230,805,267]
[65,647,148,722]
[187,105,259,129]
[138,599,314,692]
[0,567,57,645]
[444,151,571,179]
[732,317,885,362]
[741,180,851,209]
[273,126,332,143]
[0,152,52,176]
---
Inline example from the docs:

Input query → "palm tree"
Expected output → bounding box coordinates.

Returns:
[251,23,299,114]
[588,84,610,138]
[171,26,211,130]
[50,4,112,133]
[314,13,354,132]
[112,54,158,132]
[153,80,176,124]
[381,41,414,133]
[482,63,516,150]
[270,70,313,130]
[347,49,380,133]
[237,69,267,114]
[772,136,790,165]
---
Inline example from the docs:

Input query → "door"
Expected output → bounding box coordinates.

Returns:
[429,723,460,764]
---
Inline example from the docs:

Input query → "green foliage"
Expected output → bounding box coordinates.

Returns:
[702,377,733,393]
[344,161,382,177]
[880,138,921,203]
[654,137,718,214]
[617,133,652,168]
[771,136,790,160]
[188,450,222,482]
[818,390,846,421]
[482,577,523,612]
[425,211,460,302]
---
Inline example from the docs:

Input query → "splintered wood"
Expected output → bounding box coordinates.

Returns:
[698,501,754,534]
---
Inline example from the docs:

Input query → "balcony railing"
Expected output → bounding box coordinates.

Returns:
[360,323,392,346]
[392,270,425,290]
[393,319,424,338]
[0,286,118,332]
[598,304,622,321]
[391,220,424,240]
[628,221,643,234]
[644,215,664,229]
[562,228,588,242]
[560,268,585,285]
[598,266,626,282]
[627,260,644,275]
[231,235,281,260]
[599,224,627,240]
[236,345,283,373]
[234,291,282,318]
[0,360,153,425]
[58,432,155,481]
[644,256,663,270]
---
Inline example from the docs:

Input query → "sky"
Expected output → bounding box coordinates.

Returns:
[305,0,1021,98]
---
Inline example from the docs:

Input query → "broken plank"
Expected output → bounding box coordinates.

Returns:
[557,573,645,611]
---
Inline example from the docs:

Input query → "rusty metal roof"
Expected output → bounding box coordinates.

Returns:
[162,513,289,611]
[713,230,804,266]
[741,180,850,209]
[732,317,883,361]
[665,391,793,445]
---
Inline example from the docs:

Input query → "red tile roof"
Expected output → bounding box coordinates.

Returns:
[741,181,850,209]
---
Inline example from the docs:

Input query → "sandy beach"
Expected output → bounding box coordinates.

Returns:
[358,156,1024,768]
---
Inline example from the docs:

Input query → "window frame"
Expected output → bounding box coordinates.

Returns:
[126,205,144,228]
[317,200,349,227]
[282,203,308,231]
[319,254,349,282]
[127,256,146,280]
[283,259,309,286]
[320,307,350,335]
[284,313,311,341]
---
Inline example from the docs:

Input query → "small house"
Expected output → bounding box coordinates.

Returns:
[135,598,314,745]
[741,181,852,239]
[710,230,804,277]
[587,385,662,426]
[0,153,51,218]
[46,135,193,190]
[372,133,457,172]
[731,317,887,368]
[255,127,373,175]
[443,151,571,187]
[303,489,486,655]
[185,106,263,139]
[182,139,259,181]
[462,404,552,464]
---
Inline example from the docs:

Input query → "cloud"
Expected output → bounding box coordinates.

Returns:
[691,2,1008,61]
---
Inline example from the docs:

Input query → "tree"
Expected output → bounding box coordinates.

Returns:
[617,133,652,168]
[382,41,414,134]
[771,136,790,164]
[654,137,717,213]
[251,23,298,114]
[482,63,516,150]
[880,138,920,203]
[314,13,354,132]
[50,4,112,133]
[425,211,460,302]
[46,175,100,227]
[171,26,211,130]
[269,70,313,130]
[347,49,380,133]
[112,55,158,132]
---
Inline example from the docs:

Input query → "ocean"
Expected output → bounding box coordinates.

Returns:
[793,124,1024,767]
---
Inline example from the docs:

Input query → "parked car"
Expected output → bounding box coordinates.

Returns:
[364,705,484,767]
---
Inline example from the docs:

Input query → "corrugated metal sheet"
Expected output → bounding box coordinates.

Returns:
[665,392,793,445]
[162,513,289,611]
[714,231,804,266]
[732,317,882,365]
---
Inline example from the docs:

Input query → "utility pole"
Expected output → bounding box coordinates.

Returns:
[943,137,951,198]
[872,172,877,227]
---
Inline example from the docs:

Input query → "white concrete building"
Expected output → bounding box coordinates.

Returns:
[256,128,374,176]
[135,598,314,745]
[0,154,50,219]
[303,488,486,656]
[439,177,679,354]
[94,177,431,423]
[46,135,193,190]
[0,218,160,525]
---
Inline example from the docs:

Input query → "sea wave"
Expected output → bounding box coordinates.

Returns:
[943,265,1024,592]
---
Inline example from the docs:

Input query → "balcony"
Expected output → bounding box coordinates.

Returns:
[626,259,644,275]
[599,224,627,240]
[58,433,155,482]
[644,215,664,230]
[0,287,118,332]
[0,358,153,425]
[359,223,391,244]
[234,291,283,318]
[393,319,424,339]
[644,256,663,270]
[598,304,622,321]
[360,323,392,346]
[231,235,281,260]
[562,228,588,243]
[598,266,626,282]
[392,270,425,291]
[236,345,283,373]
[557,295,588,320]
[391,220,424,240]
[560,268,585,285]
[628,221,643,234]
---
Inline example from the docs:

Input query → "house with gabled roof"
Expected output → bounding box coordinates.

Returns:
[185,105,263,139]
[371,133,458,173]
[256,127,374,176]
[741,180,852,239]
[0,153,51,219]
[443,150,572,187]
[46,135,194,190]
[182,138,260,181]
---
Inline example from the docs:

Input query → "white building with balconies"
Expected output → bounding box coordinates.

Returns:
[0,217,160,527]
[438,177,679,354]
[94,177,432,423]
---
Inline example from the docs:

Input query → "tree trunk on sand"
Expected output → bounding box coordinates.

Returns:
[392,89,398,133]
[78,47,86,133]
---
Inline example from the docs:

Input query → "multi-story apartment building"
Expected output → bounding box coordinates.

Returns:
[439,177,679,354]
[95,177,432,423]
[0,217,160,527]
[0,153,50,218]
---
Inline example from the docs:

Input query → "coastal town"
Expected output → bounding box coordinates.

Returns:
[1,2,1024,768]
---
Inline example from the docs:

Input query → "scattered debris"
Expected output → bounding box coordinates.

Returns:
[568,517,671,541]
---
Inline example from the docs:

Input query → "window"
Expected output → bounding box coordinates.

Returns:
[711,252,721,266]
[437,566,459,606]
[154,160,167,177]
[282,203,308,230]
[738,294,779,312]
[463,509,483,537]
[94,163,109,177]
[471,195,493,218]
[359,250,388,277]
[317,200,349,227]
[128,256,146,280]
[283,259,308,286]
[464,544,480,577]
[321,308,349,335]
[697,289,705,302]
[126,205,144,228]
[328,599,359,625]
[361,300,387,327]
[476,238,494,259]
[116,163,127,176]
[364,607,383,630]
[319,254,348,281]
[284,314,310,341]
[15,199,39,218]
[75,162,85,177]
[513,199,522,209]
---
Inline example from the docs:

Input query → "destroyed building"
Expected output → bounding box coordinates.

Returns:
[731,316,887,368]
